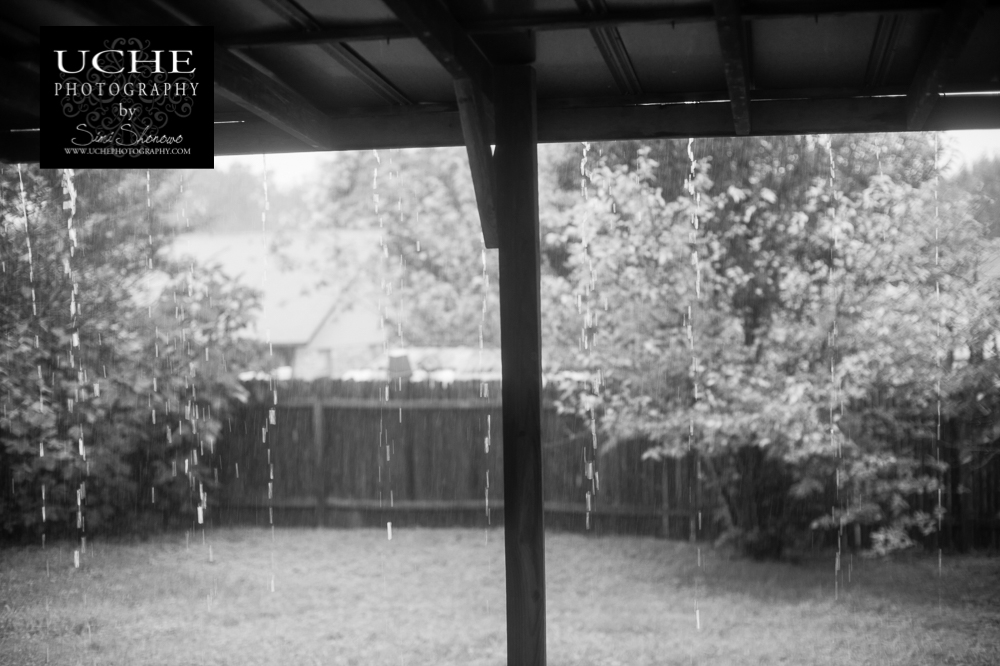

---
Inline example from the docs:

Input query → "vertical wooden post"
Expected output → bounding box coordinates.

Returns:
[496,64,546,666]
[676,454,684,538]
[312,400,325,527]
[661,459,671,538]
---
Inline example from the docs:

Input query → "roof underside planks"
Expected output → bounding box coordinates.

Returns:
[4,0,999,245]
[2,0,999,160]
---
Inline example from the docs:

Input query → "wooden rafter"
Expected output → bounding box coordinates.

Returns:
[713,0,752,136]
[48,0,339,149]
[380,0,499,249]
[380,0,495,105]
[254,0,411,105]
[214,45,332,149]
[864,14,903,89]
[905,0,986,131]
[576,0,642,96]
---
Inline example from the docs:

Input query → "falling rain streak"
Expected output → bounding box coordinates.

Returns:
[686,138,704,633]
[373,148,395,659]
[60,168,89,573]
[579,142,602,532]
[262,154,277,594]
[933,134,944,610]
[824,137,847,601]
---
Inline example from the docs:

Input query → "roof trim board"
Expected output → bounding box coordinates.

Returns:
[201,95,1000,159]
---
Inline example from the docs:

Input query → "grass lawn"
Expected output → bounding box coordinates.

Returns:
[1,528,998,665]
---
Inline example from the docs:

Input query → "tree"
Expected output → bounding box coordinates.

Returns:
[543,135,1000,558]
[305,148,500,350]
[0,166,264,538]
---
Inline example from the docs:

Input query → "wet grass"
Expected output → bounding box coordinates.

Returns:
[1,528,998,665]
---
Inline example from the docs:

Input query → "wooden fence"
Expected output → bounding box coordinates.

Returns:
[215,380,710,537]
[213,380,999,549]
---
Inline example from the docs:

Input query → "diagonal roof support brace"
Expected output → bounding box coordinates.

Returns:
[905,0,985,131]
[712,0,752,136]
[455,79,499,249]
[381,0,499,248]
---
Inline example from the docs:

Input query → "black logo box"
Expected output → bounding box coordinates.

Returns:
[39,26,214,169]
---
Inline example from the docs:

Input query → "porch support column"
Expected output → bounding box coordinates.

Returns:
[496,63,546,666]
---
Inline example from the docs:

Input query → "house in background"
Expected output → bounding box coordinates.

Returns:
[168,229,384,379]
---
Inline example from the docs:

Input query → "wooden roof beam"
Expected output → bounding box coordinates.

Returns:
[905,0,986,131]
[713,0,752,136]
[208,96,1000,159]
[380,0,499,249]
[214,45,332,150]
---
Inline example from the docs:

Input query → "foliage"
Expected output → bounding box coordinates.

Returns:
[306,148,500,349]
[0,166,264,537]
[180,162,309,234]
[543,136,1000,558]
[948,155,1000,238]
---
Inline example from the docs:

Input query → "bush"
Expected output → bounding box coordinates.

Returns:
[0,166,264,539]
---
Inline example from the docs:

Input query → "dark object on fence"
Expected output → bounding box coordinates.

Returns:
[388,352,413,380]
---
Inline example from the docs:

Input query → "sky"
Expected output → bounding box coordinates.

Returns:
[214,129,1000,191]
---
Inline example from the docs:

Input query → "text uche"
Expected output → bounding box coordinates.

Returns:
[55,50,196,75]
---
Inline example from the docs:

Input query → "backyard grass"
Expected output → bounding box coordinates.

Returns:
[1,528,998,665]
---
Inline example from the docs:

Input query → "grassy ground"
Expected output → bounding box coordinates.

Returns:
[1,528,998,666]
